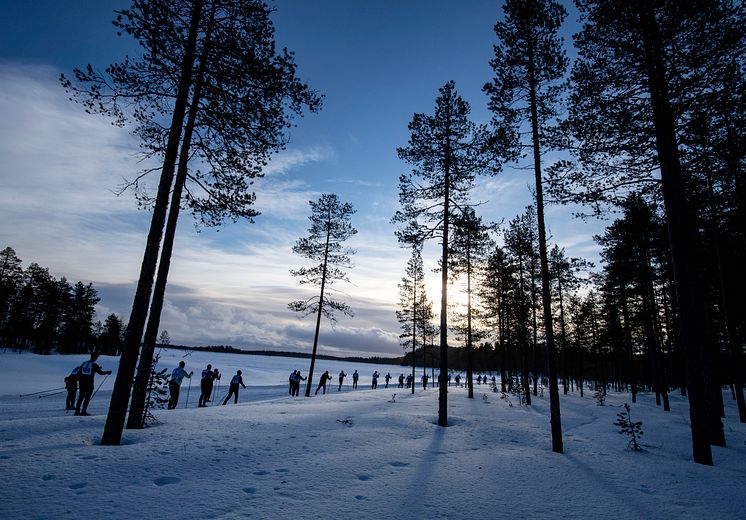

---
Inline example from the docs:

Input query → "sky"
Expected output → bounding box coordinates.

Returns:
[0,0,605,357]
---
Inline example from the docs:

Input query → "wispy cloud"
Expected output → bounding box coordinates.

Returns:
[0,63,408,356]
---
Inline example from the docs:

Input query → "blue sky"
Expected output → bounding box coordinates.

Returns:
[0,0,603,357]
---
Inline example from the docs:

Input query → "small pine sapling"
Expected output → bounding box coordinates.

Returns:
[614,403,643,451]
[141,350,170,426]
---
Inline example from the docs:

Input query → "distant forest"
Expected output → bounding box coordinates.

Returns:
[0,246,124,355]
[167,344,406,366]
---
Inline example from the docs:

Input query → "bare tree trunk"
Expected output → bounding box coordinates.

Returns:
[637,0,716,464]
[127,2,216,429]
[527,34,562,454]
[101,0,204,446]
[305,228,331,397]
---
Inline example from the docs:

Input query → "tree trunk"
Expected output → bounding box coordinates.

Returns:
[305,226,331,397]
[100,0,204,446]
[438,123,451,427]
[637,0,716,464]
[527,33,562,454]
[127,2,216,429]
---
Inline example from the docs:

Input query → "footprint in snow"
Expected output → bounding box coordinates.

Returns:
[242,487,257,494]
[355,495,366,500]
[69,482,87,490]
[253,470,270,476]
[153,476,181,486]
[357,475,371,481]
[275,468,289,473]
[42,474,56,481]
[389,462,408,468]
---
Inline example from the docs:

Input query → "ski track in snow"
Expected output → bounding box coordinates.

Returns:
[0,349,745,519]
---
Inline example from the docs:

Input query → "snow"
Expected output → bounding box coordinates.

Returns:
[1,349,745,520]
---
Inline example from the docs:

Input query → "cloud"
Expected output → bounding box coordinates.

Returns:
[0,63,409,357]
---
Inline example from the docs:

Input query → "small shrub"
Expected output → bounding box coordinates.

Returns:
[614,403,644,451]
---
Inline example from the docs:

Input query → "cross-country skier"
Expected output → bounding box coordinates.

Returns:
[422,373,429,389]
[398,374,404,388]
[338,370,347,391]
[315,370,332,395]
[223,370,246,405]
[168,361,193,409]
[352,370,359,389]
[371,371,379,389]
[292,371,306,397]
[65,365,81,410]
[198,364,220,407]
[384,372,391,388]
[74,352,111,416]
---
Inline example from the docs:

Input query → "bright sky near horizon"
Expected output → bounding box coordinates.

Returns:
[0,0,604,357]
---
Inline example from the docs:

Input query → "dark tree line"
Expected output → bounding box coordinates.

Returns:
[0,246,124,355]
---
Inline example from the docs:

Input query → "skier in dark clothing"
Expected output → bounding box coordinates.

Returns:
[223,370,246,405]
[75,352,111,416]
[65,365,81,410]
[168,361,193,409]
[352,370,359,389]
[198,364,220,407]
[315,371,332,395]
[398,374,404,388]
[372,371,379,389]
[385,373,391,388]
[338,370,347,391]
[291,370,306,397]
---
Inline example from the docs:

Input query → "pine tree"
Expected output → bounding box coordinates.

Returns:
[63,0,321,441]
[394,81,501,426]
[614,403,644,451]
[484,0,568,453]
[289,194,357,397]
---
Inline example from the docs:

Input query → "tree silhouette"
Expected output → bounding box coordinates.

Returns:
[289,194,357,397]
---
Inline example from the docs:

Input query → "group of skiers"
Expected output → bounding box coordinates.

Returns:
[64,353,489,415]
[287,369,427,394]
[167,362,247,408]
[64,352,112,416]
[63,356,249,415]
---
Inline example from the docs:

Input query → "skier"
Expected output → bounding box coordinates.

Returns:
[447,373,452,386]
[352,370,359,389]
[198,364,220,407]
[292,370,306,397]
[371,371,379,390]
[421,373,429,390]
[223,370,246,405]
[398,373,404,388]
[65,365,81,411]
[168,361,193,409]
[315,370,332,395]
[384,372,391,388]
[477,375,482,385]
[454,374,462,387]
[288,370,296,395]
[74,352,112,416]
[338,370,347,391]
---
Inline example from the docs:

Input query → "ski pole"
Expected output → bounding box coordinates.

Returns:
[185,378,191,409]
[20,386,66,397]
[91,374,110,401]
[38,389,67,398]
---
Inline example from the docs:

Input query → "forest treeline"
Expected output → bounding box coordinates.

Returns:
[0,247,124,355]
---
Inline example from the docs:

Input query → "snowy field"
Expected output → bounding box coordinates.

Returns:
[1,349,745,520]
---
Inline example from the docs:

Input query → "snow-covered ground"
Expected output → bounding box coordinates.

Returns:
[1,349,745,520]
